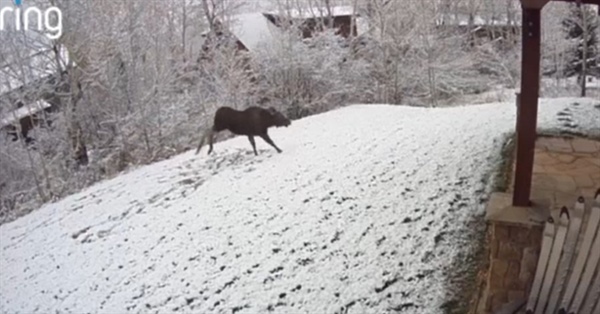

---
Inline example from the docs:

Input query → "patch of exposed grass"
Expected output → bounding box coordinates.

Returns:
[442,134,517,314]
[441,217,490,314]
[492,132,516,193]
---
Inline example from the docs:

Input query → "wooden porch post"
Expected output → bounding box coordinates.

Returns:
[513,2,546,207]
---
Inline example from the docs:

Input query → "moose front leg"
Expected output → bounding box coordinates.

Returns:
[248,135,258,155]
[259,133,282,153]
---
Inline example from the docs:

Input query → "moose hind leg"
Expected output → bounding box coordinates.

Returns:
[196,128,213,155]
[260,133,282,153]
[195,131,207,155]
[207,130,216,155]
[248,136,258,155]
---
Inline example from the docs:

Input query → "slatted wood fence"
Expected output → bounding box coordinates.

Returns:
[496,189,600,314]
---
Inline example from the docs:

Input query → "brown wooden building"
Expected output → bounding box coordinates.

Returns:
[263,6,359,39]
[0,70,69,142]
[435,13,521,48]
[200,5,361,56]
[0,100,54,142]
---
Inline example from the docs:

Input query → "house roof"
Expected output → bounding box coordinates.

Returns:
[264,5,358,19]
[435,13,521,27]
[225,6,366,53]
[228,13,282,52]
[0,100,51,128]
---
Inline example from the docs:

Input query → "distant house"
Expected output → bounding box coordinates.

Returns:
[226,12,281,53]
[0,100,54,142]
[585,75,600,89]
[435,13,521,46]
[200,5,365,56]
[0,46,71,142]
[263,6,362,39]
[0,70,67,142]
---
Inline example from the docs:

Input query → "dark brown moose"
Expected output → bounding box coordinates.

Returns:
[195,106,291,156]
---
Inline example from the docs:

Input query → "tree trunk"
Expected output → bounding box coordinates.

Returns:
[182,0,188,64]
[580,6,588,97]
[67,69,89,167]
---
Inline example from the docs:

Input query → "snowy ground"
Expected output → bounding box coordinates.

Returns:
[1,98,599,314]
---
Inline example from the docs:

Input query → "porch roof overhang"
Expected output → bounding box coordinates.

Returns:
[512,0,600,207]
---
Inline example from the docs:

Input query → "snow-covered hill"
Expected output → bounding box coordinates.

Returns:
[1,98,599,314]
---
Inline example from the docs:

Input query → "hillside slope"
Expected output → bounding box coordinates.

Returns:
[1,98,599,314]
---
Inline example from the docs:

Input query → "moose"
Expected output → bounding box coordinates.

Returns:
[195,106,291,156]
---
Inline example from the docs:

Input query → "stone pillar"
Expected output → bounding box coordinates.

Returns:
[479,192,546,313]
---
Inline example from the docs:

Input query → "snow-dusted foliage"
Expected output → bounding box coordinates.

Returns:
[562,4,599,78]
[253,29,372,118]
